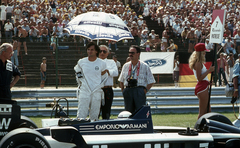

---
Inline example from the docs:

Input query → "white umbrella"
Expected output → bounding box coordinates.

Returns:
[64,12,134,42]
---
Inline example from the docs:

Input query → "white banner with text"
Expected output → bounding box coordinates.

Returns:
[140,52,176,74]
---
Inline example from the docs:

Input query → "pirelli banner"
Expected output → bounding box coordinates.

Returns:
[140,52,175,74]
[178,51,213,87]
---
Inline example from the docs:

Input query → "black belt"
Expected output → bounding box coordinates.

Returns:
[126,86,145,89]
[102,86,112,89]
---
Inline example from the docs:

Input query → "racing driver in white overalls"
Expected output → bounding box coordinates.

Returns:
[74,42,108,121]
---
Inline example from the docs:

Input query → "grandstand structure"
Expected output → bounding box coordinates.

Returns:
[14,16,187,87]
[1,0,205,87]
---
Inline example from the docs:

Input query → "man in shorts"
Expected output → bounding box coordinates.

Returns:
[40,57,47,89]
[17,25,28,55]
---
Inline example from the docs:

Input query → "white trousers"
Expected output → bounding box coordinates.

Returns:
[77,90,102,121]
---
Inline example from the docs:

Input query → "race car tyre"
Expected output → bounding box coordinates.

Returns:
[0,128,51,148]
[194,112,233,131]
[19,115,38,129]
[225,139,240,148]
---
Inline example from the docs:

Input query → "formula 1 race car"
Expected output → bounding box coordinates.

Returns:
[0,100,240,148]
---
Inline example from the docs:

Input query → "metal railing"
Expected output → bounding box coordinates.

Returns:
[12,87,235,116]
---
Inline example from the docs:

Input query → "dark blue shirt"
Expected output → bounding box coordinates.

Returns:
[0,59,21,99]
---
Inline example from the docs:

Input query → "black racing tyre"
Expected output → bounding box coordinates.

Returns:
[20,115,38,129]
[225,139,240,148]
[0,128,51,148]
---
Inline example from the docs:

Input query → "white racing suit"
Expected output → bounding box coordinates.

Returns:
[74,65,108,121]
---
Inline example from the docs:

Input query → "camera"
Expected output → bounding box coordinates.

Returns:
[231,96,238,104]
[127,78,138,87]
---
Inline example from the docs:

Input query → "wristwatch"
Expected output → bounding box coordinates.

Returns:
[234,89,238,92]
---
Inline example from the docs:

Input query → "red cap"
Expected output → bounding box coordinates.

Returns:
[194,43,210,52]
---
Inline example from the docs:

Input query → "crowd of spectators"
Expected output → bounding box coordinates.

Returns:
[129,0,240,86]
[1,0,240,55]
[2,0,240,88]
[0,0,149,52]
[131,0,240,54]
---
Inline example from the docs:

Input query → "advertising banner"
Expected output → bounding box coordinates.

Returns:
[140,52,176,74]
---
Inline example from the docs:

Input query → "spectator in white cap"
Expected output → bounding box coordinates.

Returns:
[14,5,22,21]
[163,11,171,27]
[149,30,156,40]
[140,29,148,46]
[205,39,213,51]
[138,15,144,26]
[172,19,180,37]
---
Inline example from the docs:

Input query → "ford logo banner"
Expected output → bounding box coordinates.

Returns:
[144,59,167,68]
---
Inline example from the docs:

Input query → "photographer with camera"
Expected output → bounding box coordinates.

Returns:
[118,45,155,114]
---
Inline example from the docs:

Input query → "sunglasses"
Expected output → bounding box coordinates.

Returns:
[100,50,107,54]
[128,52,136,55]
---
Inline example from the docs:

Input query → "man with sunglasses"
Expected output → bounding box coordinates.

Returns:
[0,43,21,101]
[74,42,108,121]
[98,45,118,119]
[118,45,155,114]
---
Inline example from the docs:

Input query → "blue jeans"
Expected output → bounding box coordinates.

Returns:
[5,31,12,43]
[40,35,49,42]
[226,47,236,55]
[218,68,228,86]
[11,50,19,66]
[29,36,39,42]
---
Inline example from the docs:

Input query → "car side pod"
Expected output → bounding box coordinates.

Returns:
[50,126,88,148]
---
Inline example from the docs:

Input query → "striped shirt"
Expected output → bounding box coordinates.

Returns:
[118,60,156,87]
